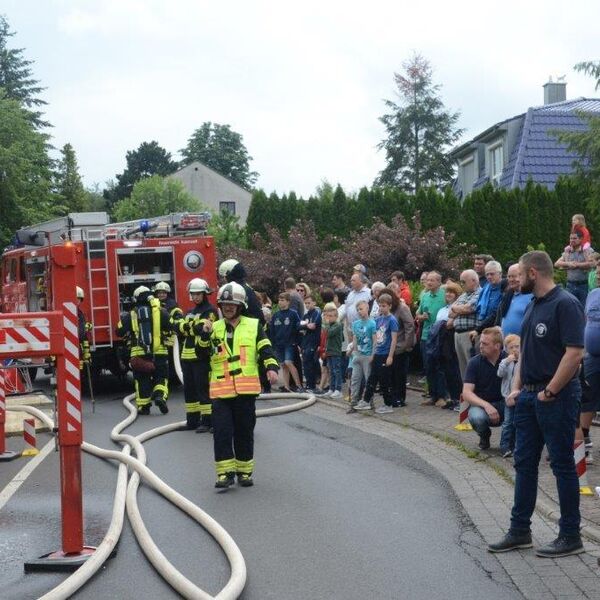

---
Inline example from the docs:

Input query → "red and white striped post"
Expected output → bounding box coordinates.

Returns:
[574,440,594,496]
[0,369,18,461]
[0,245,98,570]
[454,394,472,431]
[22,418,39,456]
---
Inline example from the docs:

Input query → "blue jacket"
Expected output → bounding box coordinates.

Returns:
[270,308,300,347]
[300,307,321,349]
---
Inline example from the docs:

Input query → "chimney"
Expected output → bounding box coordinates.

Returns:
[543,77,567,105]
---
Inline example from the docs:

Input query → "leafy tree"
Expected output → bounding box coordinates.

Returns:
[180,122,258,189]
[208,209,247,250]
[574,61,600,89]
[112,176,200,222]
[0,89,54,248]
[228,215,469,298]
[375,53,463,192]
[0,16,47,127]
[105,141,178,208]
[55,143,88,213]
[552,60,600,219]
[246,189,270,238]
[85,182,109,212]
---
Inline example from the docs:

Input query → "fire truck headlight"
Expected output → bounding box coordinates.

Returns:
[183,251,204,272]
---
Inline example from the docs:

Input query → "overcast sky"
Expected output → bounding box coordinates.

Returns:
[4,0,600,197]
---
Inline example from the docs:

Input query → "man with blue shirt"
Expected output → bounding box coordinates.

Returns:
[498,264,533,337]
[488,251,585,558]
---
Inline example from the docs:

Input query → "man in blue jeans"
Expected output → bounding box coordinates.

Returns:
[463,327,506,449]
[488,251,585,558]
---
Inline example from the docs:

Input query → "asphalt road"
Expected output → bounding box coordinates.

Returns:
[0,379,521,599]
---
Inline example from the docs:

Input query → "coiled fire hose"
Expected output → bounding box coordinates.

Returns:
[9,389,315,600]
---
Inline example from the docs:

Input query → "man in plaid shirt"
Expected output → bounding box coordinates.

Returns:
[449,270,481,378]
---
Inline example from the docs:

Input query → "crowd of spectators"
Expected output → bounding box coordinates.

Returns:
[247,212,600,558]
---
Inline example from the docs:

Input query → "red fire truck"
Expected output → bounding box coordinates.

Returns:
[0,212,218,379]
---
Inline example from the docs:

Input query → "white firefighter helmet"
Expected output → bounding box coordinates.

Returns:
[217,282,247,308]
[187,278,210,294]
[133,285,151,299]
[218,258,239,278]
[153,281,171,293]
[76,286,85,299]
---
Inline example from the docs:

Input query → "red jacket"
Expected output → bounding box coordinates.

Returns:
[398,282,412,307]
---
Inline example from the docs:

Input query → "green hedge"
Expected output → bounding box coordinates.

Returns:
[247,178,594,267]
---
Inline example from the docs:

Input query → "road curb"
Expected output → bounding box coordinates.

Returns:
[315,396,600,545]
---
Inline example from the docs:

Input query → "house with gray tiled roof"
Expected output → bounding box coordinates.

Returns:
[450,81,600,198]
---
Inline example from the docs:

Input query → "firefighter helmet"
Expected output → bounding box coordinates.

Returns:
[187,278,210,294]
[76,286,85,299]
[217,282,247,308]
[133,285,151,299]
[218,259,239,278]
[153,281,171,293]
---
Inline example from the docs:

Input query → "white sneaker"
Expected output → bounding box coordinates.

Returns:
[355,400,371,411]
[375,405,394,414]
[330,390,342,399]
[322,390,333,397]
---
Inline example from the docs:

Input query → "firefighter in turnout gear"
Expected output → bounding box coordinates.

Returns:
[173,278,218,431]
[116,285,172,415]
[198,282,279,489]
[153,281,183,337]
[218,259,265,325]
[76,286,92,370]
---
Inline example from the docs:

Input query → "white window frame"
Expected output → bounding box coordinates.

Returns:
[488,141,504,185]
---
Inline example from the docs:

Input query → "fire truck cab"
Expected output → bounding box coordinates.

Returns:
[0,212,218,378]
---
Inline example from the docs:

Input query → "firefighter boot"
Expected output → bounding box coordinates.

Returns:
[152,390,169,414]
[215,472,235,489]
[237,473,254,487]
[138,404,151,416]
[186,413,201,430]
[195,415,213,434]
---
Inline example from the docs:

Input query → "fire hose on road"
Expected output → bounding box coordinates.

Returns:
[8,390,316,600]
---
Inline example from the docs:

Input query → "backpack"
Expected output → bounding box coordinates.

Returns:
[134,305,154,354]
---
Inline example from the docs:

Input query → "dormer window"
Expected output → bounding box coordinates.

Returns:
[489,141,504,185]
[459,154,477,195]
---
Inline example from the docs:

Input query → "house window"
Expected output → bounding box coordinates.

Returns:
[489,142,504,184]
[219,201,236,215]
[459,155,476,195]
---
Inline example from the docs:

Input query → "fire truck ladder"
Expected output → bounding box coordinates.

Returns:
[84,228,113,350]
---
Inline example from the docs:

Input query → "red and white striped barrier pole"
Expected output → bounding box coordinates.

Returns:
[575,440,594,496]
[22,418,39,456]
[454,394,472,431]
[53,302,90,556]
[0,369,18,461]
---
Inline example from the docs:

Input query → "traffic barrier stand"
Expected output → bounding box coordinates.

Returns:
[575,440,594,496]
[454,395,472,431]
[22,417,39,457]
[0,369,19,461]
[0,262,99,571]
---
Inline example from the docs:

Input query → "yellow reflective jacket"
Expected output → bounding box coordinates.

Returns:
[202,316,278,399]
